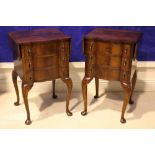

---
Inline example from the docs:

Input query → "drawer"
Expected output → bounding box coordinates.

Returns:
[96,66,120,81]
[110,56,122,68]
[34,67,59,82]
[96,53,110,65]
[96,41,111,55]
[111,43,122,56]
[96,54,122,68]
[33,55,58,69]
[32,41,57,57]
[96,45,110,65]
[95,41,122,56]
[109,69,121,81]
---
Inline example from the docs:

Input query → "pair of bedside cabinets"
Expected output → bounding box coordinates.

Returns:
[9,28,142,125]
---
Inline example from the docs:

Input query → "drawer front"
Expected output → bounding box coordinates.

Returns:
[96,55,122,68]
[96,41,122,56]
[95,42,111,67]
[84,40,134,82]
[110,57,122,68]
[33,56,59,81]
[32,41,57,56]
[96,66,120,81]
[96,51,110,66]
[95,41,111,55]
[111,43,122,56]
[96,65,131,82]
[22,42,60,82]
[96,44,122,69]
[32,41,59,81]
[33,55,58,69]
[95,41,133,82]
[95,41,122,69]
[34,68,59,82]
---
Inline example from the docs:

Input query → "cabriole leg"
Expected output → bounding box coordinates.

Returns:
[61,77,73,116]
[81,77,93,116]
[22,83,33,125]
[129,70,137,105]
[12,70,20,106]
[120,82,131,123]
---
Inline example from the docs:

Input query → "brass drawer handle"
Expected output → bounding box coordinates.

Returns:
[123,60,127,66]
[28,48,31,54]
[90,42,93,50]
[124,48,128,55]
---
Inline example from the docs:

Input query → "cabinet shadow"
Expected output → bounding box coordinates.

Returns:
[29,63,84,121]
[27,65,151,123]
[88,79,154,122]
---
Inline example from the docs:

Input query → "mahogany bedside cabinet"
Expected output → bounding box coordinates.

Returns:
[9,28,73,125]
[81,28,142,123]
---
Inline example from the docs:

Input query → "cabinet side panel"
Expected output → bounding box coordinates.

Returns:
[21,44,34,84]
[120,43,134,83]
[130,43,138,80]
[58,40,70,78]
[9,38,24,79]
[84,39,95,77]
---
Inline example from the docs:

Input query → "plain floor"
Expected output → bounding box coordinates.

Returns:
[0,90,155,128]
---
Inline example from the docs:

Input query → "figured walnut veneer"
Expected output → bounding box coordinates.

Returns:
[81,28,142,123]
[9,28,73,125]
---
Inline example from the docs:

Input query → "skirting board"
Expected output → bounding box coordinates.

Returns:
[0,62,155,93]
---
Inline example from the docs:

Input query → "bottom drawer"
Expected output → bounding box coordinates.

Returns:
[34,68,59,82]
[96,67,120,81]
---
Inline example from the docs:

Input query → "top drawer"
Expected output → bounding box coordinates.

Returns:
[31,41,57,57]
[85,40,133,59]
[94,41,123,57]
